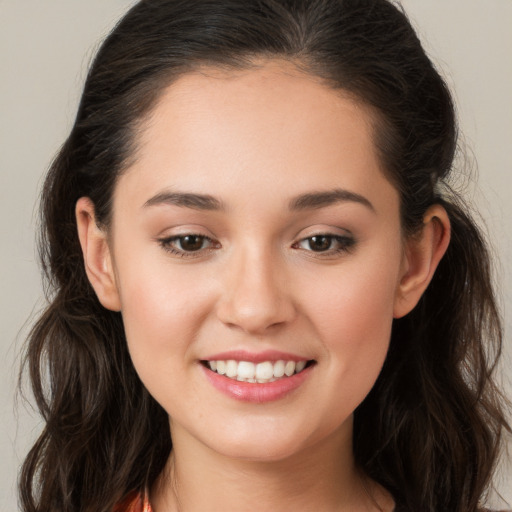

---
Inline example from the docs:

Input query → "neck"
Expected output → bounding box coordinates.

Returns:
[151,420,393,512]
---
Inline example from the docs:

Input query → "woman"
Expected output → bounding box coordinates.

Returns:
[19,0,510,511]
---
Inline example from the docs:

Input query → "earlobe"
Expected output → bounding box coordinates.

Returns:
[75,197,121,312]
[393,205,451,318]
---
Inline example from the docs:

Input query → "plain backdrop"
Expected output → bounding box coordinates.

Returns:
[1,1,511,510]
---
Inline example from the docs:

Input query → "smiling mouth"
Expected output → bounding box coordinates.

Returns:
[201,359,316,384]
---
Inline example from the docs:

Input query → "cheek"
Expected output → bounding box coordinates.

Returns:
[303,246,402,394]
[307,247,400,337]
[114,254,212,366]
[116,263,215,416]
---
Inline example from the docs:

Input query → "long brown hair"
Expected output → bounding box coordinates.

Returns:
[19,1,510,511]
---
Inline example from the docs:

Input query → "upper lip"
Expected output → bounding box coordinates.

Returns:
[202,350,312,364]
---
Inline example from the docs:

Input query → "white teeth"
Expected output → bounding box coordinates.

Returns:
[226,360,238,378]
[284,361,296,377]
[237,361,255,379]
[273,360,285,378]
[295,360,307,373]
[206,359,309,382]
[216,360,226,375]
[255,361,274,380]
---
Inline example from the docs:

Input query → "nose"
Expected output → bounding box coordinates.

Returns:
[215,246,296,334]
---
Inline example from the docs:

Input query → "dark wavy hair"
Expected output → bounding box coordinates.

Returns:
[19,1,510,511]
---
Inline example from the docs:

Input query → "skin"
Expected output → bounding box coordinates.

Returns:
[77,60,450,511]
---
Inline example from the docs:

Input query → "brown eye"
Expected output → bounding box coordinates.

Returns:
[159,233,218,257]
[307,235,333,252]
[178,235,206,251]
[294,234,355,255]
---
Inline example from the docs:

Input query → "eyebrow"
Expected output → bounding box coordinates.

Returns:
[142,188,375,213]
[143,191,224,211]
[289,188,375,212]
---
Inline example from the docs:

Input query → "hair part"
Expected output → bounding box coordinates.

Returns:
[20,1,510,511]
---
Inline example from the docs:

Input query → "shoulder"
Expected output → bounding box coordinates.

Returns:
[113,490,152,512]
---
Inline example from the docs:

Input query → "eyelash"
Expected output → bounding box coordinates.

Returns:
[158,234,218,258]
[158,233,355,259]
[292,234,356,256]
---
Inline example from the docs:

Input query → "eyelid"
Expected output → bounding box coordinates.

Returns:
[292,232,356,257]
[157,233,220,258]
[293,223,353,238]
[154,223,216,239]
[156,227,356,259]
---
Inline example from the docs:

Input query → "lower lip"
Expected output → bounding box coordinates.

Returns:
[201,364,314,403]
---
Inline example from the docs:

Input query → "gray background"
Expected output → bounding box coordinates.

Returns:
[1,1,511,510]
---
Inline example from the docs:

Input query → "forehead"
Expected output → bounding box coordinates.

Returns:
[116,60,397,215]
[132,60,376,156]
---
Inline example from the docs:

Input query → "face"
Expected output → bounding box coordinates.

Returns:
[96,61,411,461]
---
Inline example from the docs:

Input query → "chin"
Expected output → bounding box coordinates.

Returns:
[201,420,342,464]
[217,440,307,463]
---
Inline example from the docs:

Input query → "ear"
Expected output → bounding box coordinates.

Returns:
[76,197,121,311]
[393,204,451,318]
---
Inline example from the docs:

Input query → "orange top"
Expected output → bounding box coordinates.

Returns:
[113,490,152,512]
